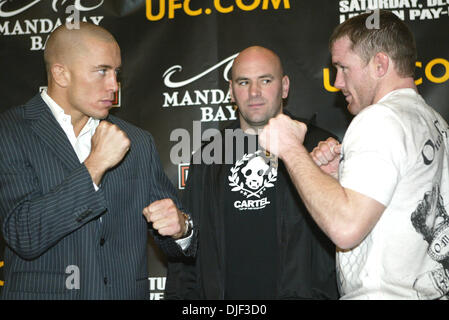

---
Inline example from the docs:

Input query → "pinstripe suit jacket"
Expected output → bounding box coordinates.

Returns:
[0,94,194,299]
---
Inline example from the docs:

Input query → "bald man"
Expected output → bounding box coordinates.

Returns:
[165,46,339,300]
[0,23,195,299]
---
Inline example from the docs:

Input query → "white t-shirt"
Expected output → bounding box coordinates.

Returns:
[337,88,449,299]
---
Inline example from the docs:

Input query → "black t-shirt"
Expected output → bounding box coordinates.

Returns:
[223,132,279,299]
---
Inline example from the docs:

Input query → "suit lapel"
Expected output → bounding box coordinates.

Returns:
[25,94,81,171]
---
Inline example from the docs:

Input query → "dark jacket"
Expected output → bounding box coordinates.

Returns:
[0,94,195,299]
[165,112,339,299]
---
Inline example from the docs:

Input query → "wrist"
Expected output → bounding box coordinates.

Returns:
[84,157,106,186]
[281,144,308,163]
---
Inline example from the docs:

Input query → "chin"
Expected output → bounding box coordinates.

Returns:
[247,116,267,124]
[347,103,361,116]
[93,110,110,120]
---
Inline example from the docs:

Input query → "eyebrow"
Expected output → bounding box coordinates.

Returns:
[94,64,121,71]
[332,61,343,68]
[258,74,274,79]
[235,74,275,81]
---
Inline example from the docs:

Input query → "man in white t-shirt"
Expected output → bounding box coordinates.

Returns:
[259,10,449,299]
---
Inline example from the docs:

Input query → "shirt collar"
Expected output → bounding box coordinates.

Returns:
[40,88,99,133]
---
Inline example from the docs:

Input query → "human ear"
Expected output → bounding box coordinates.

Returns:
[51,63,70,88]
[282,75,290,99]
[229,80,235,103]
[373,52,389,78]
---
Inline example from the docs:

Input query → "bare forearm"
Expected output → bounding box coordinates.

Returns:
[281,146,360,248]
[259,114,384,249]
[84,156,106,186]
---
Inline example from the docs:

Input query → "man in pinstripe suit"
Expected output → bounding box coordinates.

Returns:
[0,23,195,299]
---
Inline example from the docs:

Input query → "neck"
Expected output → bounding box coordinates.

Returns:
[373,76,417,104]
[239,107,284,135]
[72,116,89,137]
[47,86,89,137]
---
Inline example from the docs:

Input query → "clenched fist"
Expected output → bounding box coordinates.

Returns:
[84,121,131,185]
[259,114,308,160]
[310,137,341,179]
[142,199,187,239]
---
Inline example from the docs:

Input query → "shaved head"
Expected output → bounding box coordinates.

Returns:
[231,46,284,80]
[229,46,289,131]
[44,22,117,76]
[43,22,121,128]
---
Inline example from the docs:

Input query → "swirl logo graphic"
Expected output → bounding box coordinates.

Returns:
[0,0,103,17]
[163,53,238,88]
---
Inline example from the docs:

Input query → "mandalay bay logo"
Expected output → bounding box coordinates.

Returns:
[162,53,239,123]
[0,0,105,51]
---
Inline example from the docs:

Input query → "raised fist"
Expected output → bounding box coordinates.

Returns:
[84,121,130,185]
[142,199,187,239]
[310,137,341,179]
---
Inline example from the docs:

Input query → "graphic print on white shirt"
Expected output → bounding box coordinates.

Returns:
[411,184,449,299]
[228,150,277,211]
[336,89,449,299]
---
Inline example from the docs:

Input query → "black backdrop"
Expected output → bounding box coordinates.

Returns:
[0,0,448,299]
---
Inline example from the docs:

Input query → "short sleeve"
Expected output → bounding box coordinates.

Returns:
[339,106,407,206]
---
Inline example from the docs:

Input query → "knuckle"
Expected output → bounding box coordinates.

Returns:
[119,130,127,139]
[161,198,172,208]
[104,122,114,130]
[166,199,176,210]
[148,214,155,223]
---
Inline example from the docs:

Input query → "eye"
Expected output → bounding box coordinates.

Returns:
[261,78,272,85]
[97,69,107,76]
[238,80,248,86]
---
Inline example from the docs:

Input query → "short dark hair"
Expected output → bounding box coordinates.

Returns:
[329,10,417,77]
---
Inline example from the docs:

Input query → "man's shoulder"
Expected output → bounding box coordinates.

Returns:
[369,88,424,117]
[0,103,30,133]
[0,104,24,120]
[0,94,46,122]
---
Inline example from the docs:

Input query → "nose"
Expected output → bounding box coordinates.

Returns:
[333,69,345,90]
[107,72,119,93]
[249,82,261,97]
